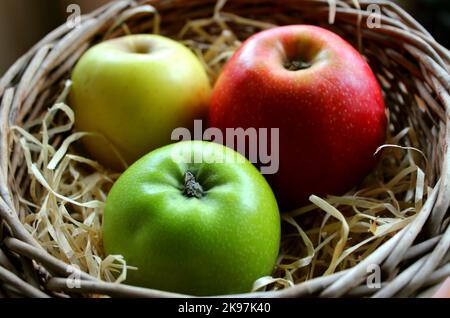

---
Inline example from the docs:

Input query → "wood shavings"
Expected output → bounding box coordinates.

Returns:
[12,101,130,284]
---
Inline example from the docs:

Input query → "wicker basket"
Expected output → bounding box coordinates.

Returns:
[0,0,449,298]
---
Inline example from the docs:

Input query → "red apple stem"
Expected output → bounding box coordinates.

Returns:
[183,171,204,199]
[284,60,312,71]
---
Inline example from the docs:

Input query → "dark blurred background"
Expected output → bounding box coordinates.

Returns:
[0,0,449,76]
[0,0,110,75]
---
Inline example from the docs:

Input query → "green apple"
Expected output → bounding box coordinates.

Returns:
[70,34,211,170]
[103,141,281,296]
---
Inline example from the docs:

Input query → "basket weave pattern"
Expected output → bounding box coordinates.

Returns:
[0,0,449,298]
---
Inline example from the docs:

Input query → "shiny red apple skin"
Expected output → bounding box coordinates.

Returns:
[209,25,387,210]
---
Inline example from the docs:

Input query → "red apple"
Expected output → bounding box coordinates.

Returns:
[209,25,387,210]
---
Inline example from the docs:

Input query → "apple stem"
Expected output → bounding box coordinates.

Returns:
[183,171,204,199]
[284,60,311,71]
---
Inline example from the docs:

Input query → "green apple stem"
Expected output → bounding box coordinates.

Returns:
[284,60,312,71]
[183,171,204,199]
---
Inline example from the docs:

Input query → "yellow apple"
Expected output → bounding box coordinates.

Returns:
[70,34,211,170]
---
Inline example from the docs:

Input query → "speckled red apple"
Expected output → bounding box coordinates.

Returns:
[209,25,387,210]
